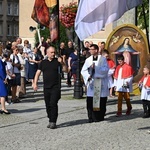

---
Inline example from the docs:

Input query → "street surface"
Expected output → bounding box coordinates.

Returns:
[0,76,150,150]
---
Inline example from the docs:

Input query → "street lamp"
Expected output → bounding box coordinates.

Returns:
[73,0,83,99]
[74,39,83,99]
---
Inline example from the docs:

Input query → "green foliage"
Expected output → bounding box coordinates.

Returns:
[34,23,68,49]
[137,0,149,31]
[34,27,50,46]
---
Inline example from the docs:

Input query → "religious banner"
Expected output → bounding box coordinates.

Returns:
[105,24,149,83]
[31,0,58,42]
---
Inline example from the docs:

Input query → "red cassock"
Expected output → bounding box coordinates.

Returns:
[139,75,150,87]
[107,59,115,69]
[114,63,134,79]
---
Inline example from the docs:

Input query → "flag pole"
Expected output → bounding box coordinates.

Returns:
[57,0,60,56]
[142,3,150,51]
[74,0,83,99]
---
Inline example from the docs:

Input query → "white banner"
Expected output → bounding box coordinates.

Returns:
[75,0,142,41]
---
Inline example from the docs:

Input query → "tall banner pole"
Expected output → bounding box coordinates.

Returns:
[37,28,42,45]
[57,0,60,55]
[142,3,150,51]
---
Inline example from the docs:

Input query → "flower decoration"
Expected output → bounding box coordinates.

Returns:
[59,2,78,28]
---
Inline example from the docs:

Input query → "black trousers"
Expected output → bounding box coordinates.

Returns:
[142,100,150,114]
[87,97,107,122]
[44,87,60,123]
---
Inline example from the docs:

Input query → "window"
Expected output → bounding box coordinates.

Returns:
[14,24,18,36]
[0,1,2,15]
[14,3,18,16]
[7,3,13,15]
[0,23,2,36]
[7,24,12,36]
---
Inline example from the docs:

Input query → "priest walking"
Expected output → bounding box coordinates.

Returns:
[81,44,109,123]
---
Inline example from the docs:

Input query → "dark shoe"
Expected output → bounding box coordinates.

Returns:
[126,107,132,115]
[47,122,57,129]
[88,119,93,123]
[68,84,72,87]
[47,122,51,128]
[142,113,150,118]
[0,110,11,115]
[116,112,122,117]
[50,122,57,129]
[11,99,21,103]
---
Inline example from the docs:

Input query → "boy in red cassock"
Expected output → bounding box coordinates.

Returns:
[114,55,134,117]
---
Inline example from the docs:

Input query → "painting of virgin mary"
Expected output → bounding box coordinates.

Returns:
[113,37,140,75]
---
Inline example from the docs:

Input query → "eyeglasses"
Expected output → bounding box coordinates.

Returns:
[90,49,96,50]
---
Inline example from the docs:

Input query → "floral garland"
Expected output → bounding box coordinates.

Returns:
[59,2,78,28]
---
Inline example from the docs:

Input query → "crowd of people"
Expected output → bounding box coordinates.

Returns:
[0,37,44,114]
[0,37,150,129]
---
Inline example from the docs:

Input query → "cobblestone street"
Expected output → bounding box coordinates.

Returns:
[0,79,150,150]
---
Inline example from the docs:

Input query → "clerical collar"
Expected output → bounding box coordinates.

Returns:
[93,56,98,61]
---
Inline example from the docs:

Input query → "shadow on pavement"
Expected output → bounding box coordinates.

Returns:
[106,109,143,123]
[57,119,88,128]
[137,126,150,130]
[9,107,45,114]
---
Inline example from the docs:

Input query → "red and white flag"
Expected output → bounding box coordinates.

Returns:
[75,0,142,41]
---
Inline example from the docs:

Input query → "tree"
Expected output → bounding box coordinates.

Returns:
[34,23,68,53]
[137,0,149,31]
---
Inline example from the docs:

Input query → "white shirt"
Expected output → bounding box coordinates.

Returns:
[10,54,20,73]
[141,77,150,101]
[114,67,133,92]
[5,61,13,79]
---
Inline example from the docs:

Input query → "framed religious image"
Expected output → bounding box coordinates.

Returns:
[106,24,149,82]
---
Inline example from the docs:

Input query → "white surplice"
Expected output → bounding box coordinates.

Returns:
[141,77,150,101]
[81,55,109,97]
[114,68,133,92]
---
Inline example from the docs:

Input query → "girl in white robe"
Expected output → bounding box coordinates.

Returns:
[139,65,150,118]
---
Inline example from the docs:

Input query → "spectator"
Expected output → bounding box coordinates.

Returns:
[40,37,51,57]
[0,58,11,114]
[68,48,78,85]
[17,45,26,97]
[23,40,32,83]
[59,42,66,79]
[28,47,41,84]
[64,41,74,87]
[10,43,21,103]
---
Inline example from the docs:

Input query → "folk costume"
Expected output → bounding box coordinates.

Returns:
[139,75,150,117]
[114,63,134,116]
[81,55,109,122]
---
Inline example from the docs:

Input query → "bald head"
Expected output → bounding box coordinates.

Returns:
[47,46,56,60]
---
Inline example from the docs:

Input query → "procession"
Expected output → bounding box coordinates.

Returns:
[0,0,150,150]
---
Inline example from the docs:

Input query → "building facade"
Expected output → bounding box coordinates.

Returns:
[0,0,136,47]
[0,0,19,43]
